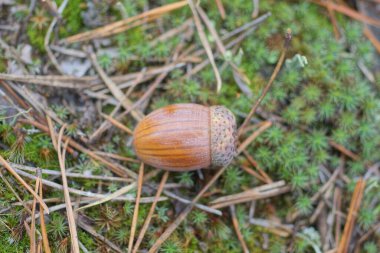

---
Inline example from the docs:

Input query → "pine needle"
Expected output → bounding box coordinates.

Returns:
[312,0,380,27]
[29,177,40,253]
[237,121,272,154]
[64,1,188,43]
[57,125,80,253]
[238,29,292,135]
[128,163,144,253]
[230,205,249,253]
[38,170,52,253]
[337,178,366,253]
[0,155,49,212]
[187,0,222,93]
[133,171,169,253]
[100,113,133,135]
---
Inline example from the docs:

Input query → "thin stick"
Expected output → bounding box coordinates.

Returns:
[101,113,133,135]
[214,0,226,19]
[334,187,342,246]
[38,171,51,253]
[0,155,49,212]
[44,0,69,74]
[312,0,380,27]
[87,47,144,122]
[329,140,361,161]
[128,163,144,253]
[326,5,340,40]
[133,171,169,253]
[240,165,267,183]
[252,0,259,18]
[13,168,164,203]
[148,166,227,253]
[30,177,40,253]
[0,170,32,214]
[242,150,273,183]
[76,169,158,211]
[57,125,80,253]
[354,223,380,253]
[46,115,58,151]
[18,118,137,178]
[64,1,187,43]
[187,0,222,93]
[11,163,132,182]
[76,183,136,211]
[230,205,249,253]
[237,121,272,153]
[92,152,139,164]
[364,28,380,54]
[77,214,123,253]
[238,29,292,135]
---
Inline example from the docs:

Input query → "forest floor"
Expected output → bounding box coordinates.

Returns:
[0,0,379,252]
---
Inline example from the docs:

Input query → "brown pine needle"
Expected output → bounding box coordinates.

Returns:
[0,170,32,214]
[64,1,188,43]
[30,177,40,253]
[337,178,366,253]
[312,0,380,27]
[237,121,272,154]
[46,115,58,151]
[210,181,291,209]
[364,27,380,54]
[88,47,144,122]
[329,140,361,161]
[214,0,226,19]
[240,165,267,183]
[242,150,273,183]
[77,214,123,253]
[0,155,49,212]
[230,205,250,253]
[57,125,80,253]
[101,113,133,135]
[18,118,137,178]
[148,167,227,253]
[238,29,292,136]
[128,163,144,253]
[187,0,222,93]
[133,171,169,253]
[38,171,52,253]
[326,4,341,40]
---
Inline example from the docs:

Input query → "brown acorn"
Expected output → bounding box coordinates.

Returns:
[133,104,237,171]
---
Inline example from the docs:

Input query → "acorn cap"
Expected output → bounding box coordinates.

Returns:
[210,106,237,168]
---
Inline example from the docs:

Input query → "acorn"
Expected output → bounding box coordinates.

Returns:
[133,104,237,171]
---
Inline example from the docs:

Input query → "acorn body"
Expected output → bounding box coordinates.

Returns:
[133,104,237,171]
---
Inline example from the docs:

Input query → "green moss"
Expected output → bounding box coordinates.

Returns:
[27,25,47,52]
